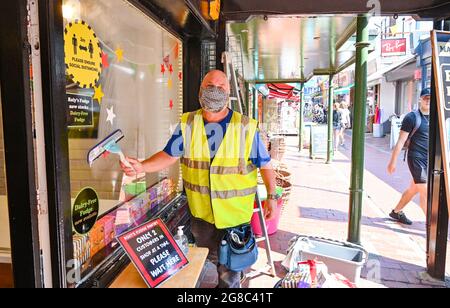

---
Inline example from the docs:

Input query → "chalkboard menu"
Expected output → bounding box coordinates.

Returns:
[117,219,189,288]
[310,125,328,159]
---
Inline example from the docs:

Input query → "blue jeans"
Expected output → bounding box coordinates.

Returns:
[191,217,241,288]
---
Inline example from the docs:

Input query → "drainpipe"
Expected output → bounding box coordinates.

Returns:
[299,83,305,151]
[252,86,257,120]
[348,15,370,245]
[327,75,335,163]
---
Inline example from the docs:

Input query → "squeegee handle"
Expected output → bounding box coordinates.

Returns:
[118,151,133,169]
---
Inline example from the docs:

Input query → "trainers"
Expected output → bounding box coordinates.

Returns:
[389,210,413,225]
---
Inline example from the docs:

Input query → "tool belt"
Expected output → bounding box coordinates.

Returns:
[219,224,258,272]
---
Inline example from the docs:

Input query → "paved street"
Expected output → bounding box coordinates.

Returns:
[198,133,450,288]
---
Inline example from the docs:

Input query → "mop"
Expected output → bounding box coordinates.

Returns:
[87,129,133,169]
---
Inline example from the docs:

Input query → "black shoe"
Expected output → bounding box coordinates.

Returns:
[389,210,413,225]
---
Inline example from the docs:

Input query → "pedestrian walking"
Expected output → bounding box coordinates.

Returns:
[339,102,351,147]
[387,88,431,225]
[333,102,342,152]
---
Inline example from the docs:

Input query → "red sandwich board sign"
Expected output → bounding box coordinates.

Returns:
[117,219,189,288]
[431,30,450,216]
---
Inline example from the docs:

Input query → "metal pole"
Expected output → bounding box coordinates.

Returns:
[299,83,305,151]
[348,15,370,244]
[327,19,336,163]
[327,75,334,163]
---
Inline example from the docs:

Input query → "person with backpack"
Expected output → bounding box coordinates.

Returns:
[387,88,431,225]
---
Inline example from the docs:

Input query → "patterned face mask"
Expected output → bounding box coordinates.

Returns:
[199,86,229,113]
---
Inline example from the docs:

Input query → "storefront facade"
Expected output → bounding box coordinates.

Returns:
[416,38,433,90]
[0,0,216,288]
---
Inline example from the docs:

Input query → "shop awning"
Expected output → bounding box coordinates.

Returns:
[368,55,416,85]
[334,84,354,95]
[385,56,418,82]
[267,83,301,101]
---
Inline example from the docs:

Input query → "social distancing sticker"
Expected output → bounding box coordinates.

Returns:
[64,20,102,89]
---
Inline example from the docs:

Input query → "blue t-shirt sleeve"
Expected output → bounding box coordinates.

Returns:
[250,130,271,168]
[163,124,184,157]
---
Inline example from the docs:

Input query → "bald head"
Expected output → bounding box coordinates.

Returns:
[201,70,230,94]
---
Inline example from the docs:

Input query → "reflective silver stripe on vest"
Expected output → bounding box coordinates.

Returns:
[239,115,250,174]
[211,186,258,199]
[184,111,197,158]
[210,164,256,175]
[183,180,210,195]
[181,157,210,170]
[182,158,256,175]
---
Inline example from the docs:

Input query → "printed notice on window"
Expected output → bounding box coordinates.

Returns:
[67,93,94,128]
[117,219,189,288]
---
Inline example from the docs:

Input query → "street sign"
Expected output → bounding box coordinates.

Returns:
[117,219,189,288]
[381,38,407,57]
[431,30,450,216]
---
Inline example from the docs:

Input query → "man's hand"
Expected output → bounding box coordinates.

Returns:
[387,160,396,175]
[264,199,278,220]
[120,157,144,176]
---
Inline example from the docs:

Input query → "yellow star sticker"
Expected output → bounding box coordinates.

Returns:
[115,48,124,62]
[93,85,104,104]
[168,78,173,89]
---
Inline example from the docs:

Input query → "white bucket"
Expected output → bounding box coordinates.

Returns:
[373,123,384,138]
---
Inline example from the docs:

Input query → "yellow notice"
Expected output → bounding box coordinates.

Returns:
[64,20,102,89]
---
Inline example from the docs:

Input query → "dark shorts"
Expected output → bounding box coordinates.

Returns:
[407,156,428,184]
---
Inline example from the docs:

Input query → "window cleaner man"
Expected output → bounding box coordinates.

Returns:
[120,70,278,288]
[387,88,431,225]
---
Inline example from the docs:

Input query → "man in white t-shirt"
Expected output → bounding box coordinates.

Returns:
[338,102,351,147]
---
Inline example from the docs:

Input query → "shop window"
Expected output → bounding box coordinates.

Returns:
[0,86,13,288]
[62,0,183,286]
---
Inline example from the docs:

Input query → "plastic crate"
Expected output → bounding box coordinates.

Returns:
[293,236,368,284]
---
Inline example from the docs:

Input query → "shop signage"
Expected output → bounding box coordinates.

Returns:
[64,20,102,89]
[431,30,450,216]
[67,93,94,127]
[200,0,221,21]
[117,219,189,288]
[310,125,328,159]
[381,38,407,57]
[72,187,99,235]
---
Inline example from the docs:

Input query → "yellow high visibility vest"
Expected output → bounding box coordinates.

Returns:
[180,109,258,229]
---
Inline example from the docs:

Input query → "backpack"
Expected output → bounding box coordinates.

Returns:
[403,110,422,161]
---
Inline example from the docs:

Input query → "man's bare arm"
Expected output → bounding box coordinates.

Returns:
[388,131,409,174]
[121,151,179,176]
[260,163,277,220]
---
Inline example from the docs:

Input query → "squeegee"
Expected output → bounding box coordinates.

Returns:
[87,129,133,168]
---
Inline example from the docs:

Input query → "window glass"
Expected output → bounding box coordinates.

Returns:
[63,0,183,284]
